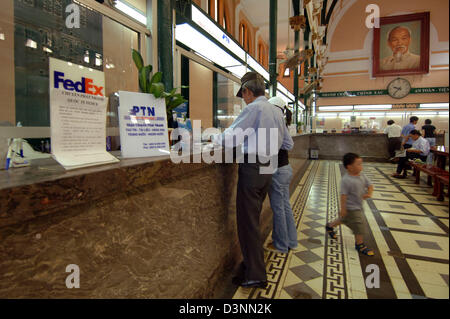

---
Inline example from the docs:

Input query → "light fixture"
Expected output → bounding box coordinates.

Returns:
[359,112,386,117]
[386,113,405,117]
[438,112,449,116]
[191,5,246,62]
[317,113,338,118]
[25,39,37,49]
[247,55,270,82]
[176,23,242,71]
[84,50,90,63]
[0,33,5,41]
[411,112,438,116]
[115,0,147,25]
[419,103,449,109]
[43,47,53,53]
[95,53,102,67]
[354,104,392,110]
[319,105,353,111]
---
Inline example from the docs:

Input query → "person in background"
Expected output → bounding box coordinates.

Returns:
[325,153,375,256]
[265,97,298,254]
[384,120,402,160]
[392,130,430,178]
[422,119,436,147]
[422,119,437,164]
[401,116,419,149]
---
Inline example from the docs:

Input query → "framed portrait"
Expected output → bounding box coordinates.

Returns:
[373,12,430,77]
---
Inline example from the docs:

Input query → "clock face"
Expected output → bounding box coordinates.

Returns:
[387,78,411,99]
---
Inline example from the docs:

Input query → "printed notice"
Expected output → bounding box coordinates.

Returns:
[50,89,118,169]
[118,91,170,158]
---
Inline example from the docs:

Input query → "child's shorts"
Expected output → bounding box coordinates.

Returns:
[340,209,366,235]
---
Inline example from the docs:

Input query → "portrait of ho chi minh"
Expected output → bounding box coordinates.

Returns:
[380,25,421,71]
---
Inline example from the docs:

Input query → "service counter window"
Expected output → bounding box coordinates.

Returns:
[215,73,245,129]
[0,0,144,158]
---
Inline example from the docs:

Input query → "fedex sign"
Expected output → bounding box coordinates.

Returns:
[54,71,104,96]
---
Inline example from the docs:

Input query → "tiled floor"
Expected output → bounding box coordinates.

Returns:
[233,161,449,299]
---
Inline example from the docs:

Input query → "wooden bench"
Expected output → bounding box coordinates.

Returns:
[436,175,449,202]
[410,162,449,196]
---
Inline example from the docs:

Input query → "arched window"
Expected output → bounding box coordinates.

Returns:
[258,42,265,65]
[239,21,252,53]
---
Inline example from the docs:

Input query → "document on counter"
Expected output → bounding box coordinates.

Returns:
[50,89,119,170]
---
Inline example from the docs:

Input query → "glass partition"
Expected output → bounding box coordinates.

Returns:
[215,73,245,129]
[0,0,141,152]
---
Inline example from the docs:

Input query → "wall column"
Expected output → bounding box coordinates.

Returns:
[269,0,278,96]
[157,0,174,92]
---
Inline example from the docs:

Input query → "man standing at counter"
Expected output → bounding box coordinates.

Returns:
[212,72,293,288]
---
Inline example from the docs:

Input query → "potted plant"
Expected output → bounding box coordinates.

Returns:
[131,49,188,128]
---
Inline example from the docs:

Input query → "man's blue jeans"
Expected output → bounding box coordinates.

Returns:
[268,164,298,253]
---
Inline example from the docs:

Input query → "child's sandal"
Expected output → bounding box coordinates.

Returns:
[355,243,375,256]
[325,225,337,239]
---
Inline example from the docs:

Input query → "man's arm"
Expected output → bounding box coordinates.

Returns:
[213,106,257,148]
[281,125,294,151]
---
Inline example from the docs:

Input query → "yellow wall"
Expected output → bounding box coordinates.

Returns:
[189,60,213,128]
[319,0,449,106]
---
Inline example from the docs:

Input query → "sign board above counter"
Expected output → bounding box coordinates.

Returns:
[316,87,449,98]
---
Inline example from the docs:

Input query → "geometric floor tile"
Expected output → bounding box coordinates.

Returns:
[406,259,450,299]
[294,250,322,263]
[401,186,434,195]
[290,264,322,282]
[371,191,411,202]
[409,194,449,205]
[300,228,323,238]
[379,213,446,234]
[391,231,449,260]
[416,240,442,251]
[423,205,449,218]
[298,238,323,250]
[283,282,321,299]
[303,220,323,229]
[372,184,401,192]
[372,200,427,215]
[233,160,449,300]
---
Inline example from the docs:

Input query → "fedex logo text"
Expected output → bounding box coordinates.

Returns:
[54,71,104,96]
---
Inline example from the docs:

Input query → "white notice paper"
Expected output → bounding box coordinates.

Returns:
[50,89,118,170]
[118,91,170,158]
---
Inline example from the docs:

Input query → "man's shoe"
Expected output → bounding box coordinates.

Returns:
[240,280,268,289]
[264,242,287,254]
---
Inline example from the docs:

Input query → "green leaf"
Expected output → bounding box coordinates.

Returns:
[132,49,144,70]
[139,68,148,93]
[168,97,186,108]
[151,82,165,98]
[150,72,163,86]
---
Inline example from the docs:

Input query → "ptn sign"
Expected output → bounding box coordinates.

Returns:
[131,106,156,117]
[54,71,104,96]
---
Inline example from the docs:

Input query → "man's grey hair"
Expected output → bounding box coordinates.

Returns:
[242,78,266,97]
[387,25,412,42]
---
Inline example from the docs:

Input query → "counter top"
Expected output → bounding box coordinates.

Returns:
[0,147,225,227]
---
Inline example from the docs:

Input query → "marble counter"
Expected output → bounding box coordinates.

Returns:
[291,133,445,161]
[0,147,308,298]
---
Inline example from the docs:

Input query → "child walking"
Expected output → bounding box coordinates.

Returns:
[325,153,375,256]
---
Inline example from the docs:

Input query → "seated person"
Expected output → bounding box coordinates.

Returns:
[392,130,430,179]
